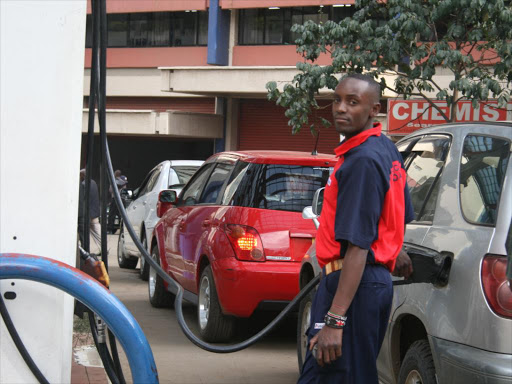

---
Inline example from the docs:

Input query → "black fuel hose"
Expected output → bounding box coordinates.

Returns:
[86,309,121,384]
[0,294,50,384]
[95,0,126,381]
[82,0,126,382]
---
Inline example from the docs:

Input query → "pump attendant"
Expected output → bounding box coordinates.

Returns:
[298,73,414,384]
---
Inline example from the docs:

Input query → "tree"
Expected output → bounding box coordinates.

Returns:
[266,0,512,134]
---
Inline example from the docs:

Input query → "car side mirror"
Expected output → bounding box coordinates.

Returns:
[311,187,324,216]
[121,189,133,200]
[302,206,315,220]
[156,190,177,218]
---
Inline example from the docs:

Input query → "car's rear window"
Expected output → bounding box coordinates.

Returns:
[232,163,331,212]
[460,135,510,225]
[170,166,200,187]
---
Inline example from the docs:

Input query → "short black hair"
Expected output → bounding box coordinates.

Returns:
[341,73,381,102]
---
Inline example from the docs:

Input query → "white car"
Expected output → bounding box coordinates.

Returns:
[117,160,203,279]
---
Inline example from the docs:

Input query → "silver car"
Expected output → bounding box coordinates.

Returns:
[117,160,203,279]
[297,122,512,384]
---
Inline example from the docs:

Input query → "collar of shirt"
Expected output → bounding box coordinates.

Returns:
[334,122,382,158]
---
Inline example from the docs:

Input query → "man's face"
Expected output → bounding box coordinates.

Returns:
[332,77,381,139]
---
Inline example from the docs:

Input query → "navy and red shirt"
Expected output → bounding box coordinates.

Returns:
[316,123,414,272]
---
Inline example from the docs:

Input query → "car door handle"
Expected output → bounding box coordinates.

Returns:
[142,201,147,205]
[202,220,211,228]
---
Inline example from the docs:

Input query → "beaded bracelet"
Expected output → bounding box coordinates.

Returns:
[327,311,347,321]
[324,312,347,329]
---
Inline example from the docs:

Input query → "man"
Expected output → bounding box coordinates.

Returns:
[298,73,414,383]
[78,169,102,253]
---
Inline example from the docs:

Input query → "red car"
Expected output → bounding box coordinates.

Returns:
[149,151,336,342]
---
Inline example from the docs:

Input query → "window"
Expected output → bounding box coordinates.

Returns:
[136,167,159,198]
[239,9,264,45]
[331,5,356,22]
[200,163,234,204]
[108,14,129,47]
[405,135,451,223]
[150,13,171,46]
[197,11,209,45]
[238,6,351,45]
[179,164,214,206]
[171,12,197,46]
[129,13,150,47]
[169,166,201,189]
[301,6,329,24]
[233,164,331,213]
[265,8,285,44]
[460,135,510,225]
[86,11,208,48]
[144,167,162,195]
[221,161,251,205]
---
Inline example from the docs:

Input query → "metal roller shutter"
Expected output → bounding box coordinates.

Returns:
[238,99,340,155]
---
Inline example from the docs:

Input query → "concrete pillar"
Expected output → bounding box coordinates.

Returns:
[225,98,239,151]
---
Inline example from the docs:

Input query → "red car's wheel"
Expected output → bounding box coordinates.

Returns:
[198,265,234,342]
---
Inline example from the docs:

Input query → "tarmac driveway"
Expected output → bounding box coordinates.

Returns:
[106,234,299,384]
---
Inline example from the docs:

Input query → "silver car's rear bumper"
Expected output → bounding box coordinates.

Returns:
[431,336,512,384]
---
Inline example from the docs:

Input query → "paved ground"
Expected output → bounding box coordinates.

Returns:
[76,234,300,384]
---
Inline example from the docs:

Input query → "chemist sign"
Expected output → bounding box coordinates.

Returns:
[387,99,512,135]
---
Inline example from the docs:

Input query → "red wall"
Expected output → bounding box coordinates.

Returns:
[221,0,354,8]
[87,0,208,14]
[233,45,333,66]
[84,47,208,68]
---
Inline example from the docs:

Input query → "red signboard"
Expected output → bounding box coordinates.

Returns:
[387,99,512,135]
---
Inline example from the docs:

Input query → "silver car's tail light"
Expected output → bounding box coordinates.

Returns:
[482,254,512,318]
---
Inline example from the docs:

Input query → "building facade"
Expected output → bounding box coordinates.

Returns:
[85,0,502,185]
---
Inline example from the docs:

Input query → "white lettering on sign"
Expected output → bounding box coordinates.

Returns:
[456,103,471,121]
[393,102,410,120]
[411,103,429,119]
[431,105,447,121]
[483,104,500,121]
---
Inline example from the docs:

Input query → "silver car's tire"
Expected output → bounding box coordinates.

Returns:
[148,244,173,308]
[117,223,137,269]
[398,340,436,384]
[198,265,234,342]
[297,291,313,371]
[139,233,150,281]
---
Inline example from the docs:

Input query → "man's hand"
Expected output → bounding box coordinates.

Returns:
[309,326,343,367]
[393,249,413,279]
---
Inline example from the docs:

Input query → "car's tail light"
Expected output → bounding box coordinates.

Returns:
[482,254,512,318]
[224,224,265,262]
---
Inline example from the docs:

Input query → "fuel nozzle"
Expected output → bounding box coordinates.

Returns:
[78,246,110,288]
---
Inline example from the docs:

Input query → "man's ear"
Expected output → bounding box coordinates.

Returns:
[370,102,381,118]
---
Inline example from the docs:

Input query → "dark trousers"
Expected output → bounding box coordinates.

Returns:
[298,264,393,384]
